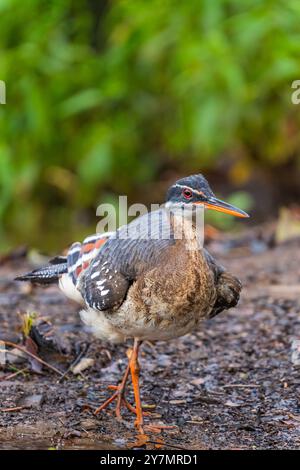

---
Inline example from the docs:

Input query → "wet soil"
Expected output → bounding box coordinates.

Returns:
[0,229,300,449]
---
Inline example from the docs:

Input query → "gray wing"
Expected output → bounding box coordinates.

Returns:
[203,249,242,318]
[202,248,225,282]
[79,209,175,311]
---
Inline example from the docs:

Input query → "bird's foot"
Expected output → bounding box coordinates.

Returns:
[105,385,151,417]
[134,416,177,436]
[94,384,132,420]
[94,353,133,419]
[131,423,177,449]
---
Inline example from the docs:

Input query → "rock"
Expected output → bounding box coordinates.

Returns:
[6,348,27,364]
[291,340,300,366]
[156,354,172,367]
[17,394,44,408]
[30,321,71,355]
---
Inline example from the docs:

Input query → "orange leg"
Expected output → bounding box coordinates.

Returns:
[94,356,131,418]
[128,338,144,433]
[95,339,177,436]
[128,339,177,443]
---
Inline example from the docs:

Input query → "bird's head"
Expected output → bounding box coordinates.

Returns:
[165,174,249,218]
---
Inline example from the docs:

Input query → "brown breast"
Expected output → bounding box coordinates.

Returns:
[108,238,218,341]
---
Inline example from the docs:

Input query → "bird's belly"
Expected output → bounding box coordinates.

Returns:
[80,255,217,343]
[111,300,208,342]
[80,303,204,343]
[106,268,216,342]
[113,306,203,341]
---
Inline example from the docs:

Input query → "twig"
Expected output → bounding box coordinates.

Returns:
[0,406,27,412]
[0,367,28,381]
[57,343,89,383]
[1,340,64,377]
[223,384,259,388]
[186,420,204,425]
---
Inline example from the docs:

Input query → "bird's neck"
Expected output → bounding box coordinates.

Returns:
[169,211,203,251]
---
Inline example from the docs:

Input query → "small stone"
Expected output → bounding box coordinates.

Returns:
[6,348,27,364]
[191,377,207,386]
[18,394,44,408]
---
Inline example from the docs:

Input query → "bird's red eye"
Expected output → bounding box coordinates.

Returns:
[183,189,192,199]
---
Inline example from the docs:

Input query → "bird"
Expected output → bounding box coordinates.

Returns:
[16,174,249,435]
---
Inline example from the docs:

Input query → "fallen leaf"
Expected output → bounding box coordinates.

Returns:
[25,337,43,374]
[72,357,94,375]
[276,207,300,243]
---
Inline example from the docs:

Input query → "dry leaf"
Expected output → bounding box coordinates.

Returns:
[72,357,94,375]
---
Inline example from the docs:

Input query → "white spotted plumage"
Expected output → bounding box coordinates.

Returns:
[58,231,115,306]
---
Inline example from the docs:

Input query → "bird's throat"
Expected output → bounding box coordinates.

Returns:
[170,212,203,251]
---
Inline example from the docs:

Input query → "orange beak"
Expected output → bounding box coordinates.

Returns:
[197,197,249,218]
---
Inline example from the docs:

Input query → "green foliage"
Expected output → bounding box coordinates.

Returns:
[0,0,299,250]
[21,311,37,338]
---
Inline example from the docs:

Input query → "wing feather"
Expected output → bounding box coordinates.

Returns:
[80,210,175,311]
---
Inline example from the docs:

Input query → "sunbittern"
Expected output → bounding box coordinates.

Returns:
[16,174,249,434]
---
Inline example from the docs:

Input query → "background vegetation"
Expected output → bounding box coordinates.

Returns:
[1,0,300,252]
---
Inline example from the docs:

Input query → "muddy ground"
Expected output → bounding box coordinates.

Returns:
[0,227,300,450]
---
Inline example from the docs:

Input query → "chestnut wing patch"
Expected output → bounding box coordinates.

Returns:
[67,234,111,285]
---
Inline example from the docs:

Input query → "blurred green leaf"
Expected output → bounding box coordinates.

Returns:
[0,0,299,251]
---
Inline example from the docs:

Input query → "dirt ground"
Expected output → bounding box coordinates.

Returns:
[0,227,300,450]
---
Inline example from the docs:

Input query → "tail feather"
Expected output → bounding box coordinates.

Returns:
[49,255,68,265]
[15,260,68,284]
